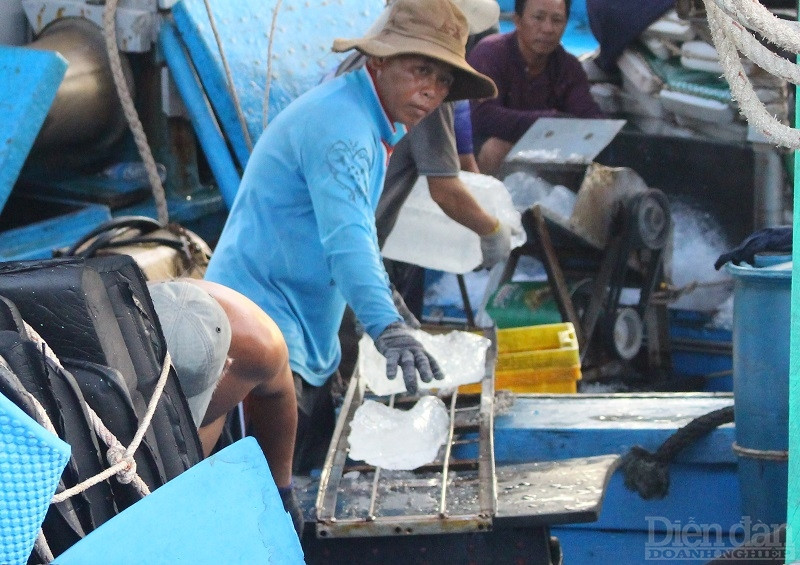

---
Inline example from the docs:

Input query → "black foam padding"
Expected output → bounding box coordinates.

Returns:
[0,257,203,480]
[65,358,167,508]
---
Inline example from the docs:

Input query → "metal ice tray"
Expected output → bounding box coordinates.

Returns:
[315,332,497,539]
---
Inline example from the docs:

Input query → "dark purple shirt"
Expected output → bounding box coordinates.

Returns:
[467,31,604,145]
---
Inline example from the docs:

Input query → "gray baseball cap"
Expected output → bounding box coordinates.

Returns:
[149,281,232,427]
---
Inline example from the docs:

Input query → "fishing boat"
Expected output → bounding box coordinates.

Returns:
[0,0,795,563]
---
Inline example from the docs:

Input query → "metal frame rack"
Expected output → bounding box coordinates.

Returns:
[315,335,497,539]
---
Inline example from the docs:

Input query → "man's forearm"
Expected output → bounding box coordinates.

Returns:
[427,175,498,235]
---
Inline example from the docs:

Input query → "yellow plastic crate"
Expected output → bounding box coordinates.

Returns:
[460,365,581,394]
[495,323,580,372]
[496,322,578,355]
[459,323,582,394]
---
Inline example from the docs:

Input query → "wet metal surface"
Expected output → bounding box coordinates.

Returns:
[495,454,620,527]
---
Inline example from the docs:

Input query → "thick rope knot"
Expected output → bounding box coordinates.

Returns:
[620,445,671,500]
[106,445,138,484]
[621,406,734,500]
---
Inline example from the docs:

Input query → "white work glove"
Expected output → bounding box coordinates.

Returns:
[390,285,421,329]
[479,220,513,269]
[374,322,444,394]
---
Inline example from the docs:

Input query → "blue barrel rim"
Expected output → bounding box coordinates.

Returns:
[725,262,792,280]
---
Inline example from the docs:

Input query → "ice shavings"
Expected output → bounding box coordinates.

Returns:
[358,329,491,396]
[347,396,450,470]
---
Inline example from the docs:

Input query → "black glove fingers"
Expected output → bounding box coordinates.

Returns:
[384,350,400,381]
[427,352,445,380]
[399,350,418,394]
[413,350,434,383]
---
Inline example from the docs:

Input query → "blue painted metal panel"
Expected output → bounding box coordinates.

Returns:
[492,394,736,464]
[553,528,743,565]
[670,309,733,392]
[564,468,742,531]
[490,394,744,565]
[0,201,111,261]
[0,46,67,212]
[52,437,304,565]
[159,21,242,209]
[171,0,385,168]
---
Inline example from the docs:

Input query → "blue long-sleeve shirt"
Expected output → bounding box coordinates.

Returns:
[206,68,404,385]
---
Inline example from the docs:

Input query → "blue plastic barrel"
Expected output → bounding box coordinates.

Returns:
[726,258,791,527]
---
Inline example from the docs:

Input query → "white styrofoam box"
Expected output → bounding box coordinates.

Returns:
[620,76,666,118]
[674,114,747,143]
[629,115,695,138]
[754,88,781,105]
[617,49,663,94]
[642,36,674,60]
[659,89,734,123]
[680,41,723,74]
[642,10,695,42]
[590,82,623,115]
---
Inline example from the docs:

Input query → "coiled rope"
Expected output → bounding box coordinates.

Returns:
[702,0,800,148]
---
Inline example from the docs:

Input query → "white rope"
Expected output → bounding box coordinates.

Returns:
[702,0,800,148]
[710,0,800,54]
[719,12,800,85]
[202,0,253,152]
[20,321,170,502]
[102,0,169,225]
[50,352,172,503]
[262,0,284,131]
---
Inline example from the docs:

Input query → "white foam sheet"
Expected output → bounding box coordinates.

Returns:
[347,396,450,470]
[359,329,491,396]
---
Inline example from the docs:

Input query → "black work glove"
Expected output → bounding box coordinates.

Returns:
[374,322,444,394]
[714,226,792,270]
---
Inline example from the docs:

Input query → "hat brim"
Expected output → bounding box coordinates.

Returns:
[333,36,497,102]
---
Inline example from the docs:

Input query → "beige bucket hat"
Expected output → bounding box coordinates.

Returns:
[332,0,498,102]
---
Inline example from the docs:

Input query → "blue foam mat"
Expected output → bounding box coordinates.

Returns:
[52,437,304,564]
[0,46,67,210]
[0,392,71,565]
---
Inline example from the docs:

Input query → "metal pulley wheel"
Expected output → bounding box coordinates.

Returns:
[609,307,644,361]
[627,189,671,250]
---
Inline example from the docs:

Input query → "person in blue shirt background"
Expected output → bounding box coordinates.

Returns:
[205,0,497,473]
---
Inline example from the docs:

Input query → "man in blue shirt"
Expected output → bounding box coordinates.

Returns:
[206,0,497,472]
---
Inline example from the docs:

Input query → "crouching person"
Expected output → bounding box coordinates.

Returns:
[148,279,303,537]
